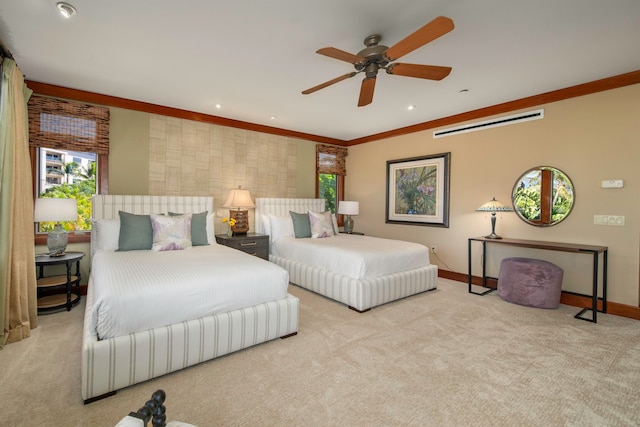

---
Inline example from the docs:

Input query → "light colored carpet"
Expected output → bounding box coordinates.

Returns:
[0,279,638,427]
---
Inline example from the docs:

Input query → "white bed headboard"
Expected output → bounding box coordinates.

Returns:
[90,195,214,257]
[92,195,213,219]
[254,198,325,234]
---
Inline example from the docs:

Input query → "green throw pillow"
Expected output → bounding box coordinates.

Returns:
[169,211,209,246]
[290,211,311,238]
[117,211,153,251]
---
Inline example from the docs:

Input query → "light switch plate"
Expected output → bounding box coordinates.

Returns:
[594,215,625,226]
[601,180,624,188]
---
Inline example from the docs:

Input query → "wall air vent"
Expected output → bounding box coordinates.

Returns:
[433,109,544,138]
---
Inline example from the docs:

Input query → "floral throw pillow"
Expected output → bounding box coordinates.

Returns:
[150,213,193,251]
[309,211,334,239]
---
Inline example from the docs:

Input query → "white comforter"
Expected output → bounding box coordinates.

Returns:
[89,245,289,339]
[272,234,430,280]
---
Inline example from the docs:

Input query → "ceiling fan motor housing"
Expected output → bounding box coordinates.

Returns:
[356,35,389,75]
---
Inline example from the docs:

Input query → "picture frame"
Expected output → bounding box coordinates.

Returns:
[386,152,451,227]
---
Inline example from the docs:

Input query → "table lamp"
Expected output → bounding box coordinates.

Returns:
[476,197,512,239]
[338,201,359,234]
[222,186,255,234]
[34,198,78,256]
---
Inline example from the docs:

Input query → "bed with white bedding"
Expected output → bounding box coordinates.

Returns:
[82,195,298,403]
[255,198,438,312]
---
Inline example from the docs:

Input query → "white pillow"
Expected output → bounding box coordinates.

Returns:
[206,213,216,245]
[91,219,120,254]
[268,214,294,243]
[309,211,334,238]
[150,213,193,251]
[331,212,339,235]
[261,214,271,236]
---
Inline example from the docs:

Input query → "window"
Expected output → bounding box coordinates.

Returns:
[36,147,97,233]
[316,144,347,222]
[28,95,110,244]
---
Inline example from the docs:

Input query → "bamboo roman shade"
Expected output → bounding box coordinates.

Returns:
[316,144,348,176]
[28,95,110,154]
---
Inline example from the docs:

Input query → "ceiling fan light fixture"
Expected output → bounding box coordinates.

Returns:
[56,2,77,18]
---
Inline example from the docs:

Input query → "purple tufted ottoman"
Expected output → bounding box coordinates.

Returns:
[498,257,564,309]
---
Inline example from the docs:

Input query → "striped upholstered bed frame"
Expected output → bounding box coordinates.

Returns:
[255,198,438,312]
[82,195,299,403]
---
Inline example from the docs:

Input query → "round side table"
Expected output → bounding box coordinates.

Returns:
[35,251,84,313]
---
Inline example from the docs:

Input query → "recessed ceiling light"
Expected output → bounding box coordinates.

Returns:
[56,2,77,18]
[215,104,222,109]
[407,105,416,111]
[269,115,277,120]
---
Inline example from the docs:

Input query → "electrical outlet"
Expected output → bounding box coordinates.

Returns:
[431,245,437,254]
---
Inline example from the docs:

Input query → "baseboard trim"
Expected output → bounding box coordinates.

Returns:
[438,270,640,321]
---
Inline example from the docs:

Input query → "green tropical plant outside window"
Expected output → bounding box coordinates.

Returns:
[512,166,574,226]
[319,173,337,213]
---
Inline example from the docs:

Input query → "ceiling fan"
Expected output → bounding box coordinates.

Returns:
[302,16,454,107]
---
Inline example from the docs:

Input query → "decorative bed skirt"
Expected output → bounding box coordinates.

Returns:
[270,254,438,312]
[81,281,299,402]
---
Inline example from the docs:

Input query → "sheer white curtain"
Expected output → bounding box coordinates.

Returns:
[0,58,37,347]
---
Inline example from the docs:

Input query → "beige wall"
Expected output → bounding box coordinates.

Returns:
[108,110,317,199]
[108,107,150,195]
[296,141,317,198]
[347,84,640,306]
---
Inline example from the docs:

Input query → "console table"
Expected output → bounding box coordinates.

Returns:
[467,237,608,323]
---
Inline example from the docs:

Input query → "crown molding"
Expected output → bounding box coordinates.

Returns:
[26,69,640,147]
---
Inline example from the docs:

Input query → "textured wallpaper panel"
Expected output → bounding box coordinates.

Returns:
[149,115,298,232]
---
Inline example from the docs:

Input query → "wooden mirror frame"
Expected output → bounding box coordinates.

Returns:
[512,166,575,227]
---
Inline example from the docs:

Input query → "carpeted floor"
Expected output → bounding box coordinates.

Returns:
[1,278,638,426]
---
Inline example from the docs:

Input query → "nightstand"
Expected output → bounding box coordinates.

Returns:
[35,251,84,313]
[215,233,269,260]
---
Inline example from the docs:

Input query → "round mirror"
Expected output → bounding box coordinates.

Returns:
[512,166,575,226]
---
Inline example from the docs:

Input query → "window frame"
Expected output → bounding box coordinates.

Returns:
[315,144,347,226]
[29,94,110,245]
[31,149,108,245]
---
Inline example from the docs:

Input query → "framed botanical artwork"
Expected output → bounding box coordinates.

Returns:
[386,152,451,227]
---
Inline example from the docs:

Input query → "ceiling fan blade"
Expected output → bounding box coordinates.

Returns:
[302,72,358,95]
[358,77,376,107]
[317,47,365,64]
[384,16,454,61]
[387,63,452,80]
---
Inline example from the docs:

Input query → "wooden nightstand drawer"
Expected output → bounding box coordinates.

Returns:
[223,237,268,251]
[237,246,269,259]
[215,233,269,261]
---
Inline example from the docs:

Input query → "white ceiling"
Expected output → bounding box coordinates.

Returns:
[1,0,639,142]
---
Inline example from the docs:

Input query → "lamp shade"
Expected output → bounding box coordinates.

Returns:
[476,197,512,213]
[338,201,359,216]
[34,198,78,222]
[222,187,255,209]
